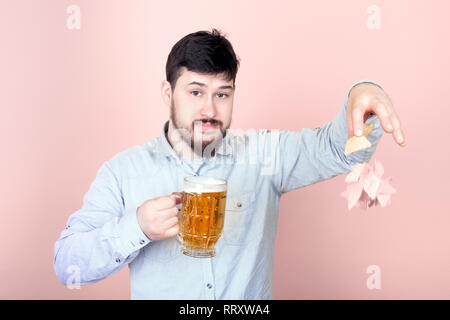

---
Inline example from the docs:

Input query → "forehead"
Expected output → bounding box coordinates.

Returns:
[177,67,233,87]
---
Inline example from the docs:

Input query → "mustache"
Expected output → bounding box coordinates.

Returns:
[192,119,222,127]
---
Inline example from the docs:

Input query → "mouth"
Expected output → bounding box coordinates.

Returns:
[196,119,219,132]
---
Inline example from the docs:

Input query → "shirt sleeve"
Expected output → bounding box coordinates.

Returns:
[277,80,384,194]
[53,160,151,286]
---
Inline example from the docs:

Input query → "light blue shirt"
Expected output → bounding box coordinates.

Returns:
[54,81,383,299]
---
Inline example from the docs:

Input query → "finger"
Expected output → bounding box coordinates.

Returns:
[390,114,406,146]
[164,224,180,238]
[162,215,178,228]
[351,107,365,137]
[162,216,179,229]
[158,206,179,220]
[170,192,183,205]
[153,195,177,210]
[373,102,394,133]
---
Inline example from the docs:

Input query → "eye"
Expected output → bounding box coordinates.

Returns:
[217,93,228,99]
[191,90,202,97]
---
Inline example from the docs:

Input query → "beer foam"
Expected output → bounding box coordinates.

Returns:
[183,176,227,193]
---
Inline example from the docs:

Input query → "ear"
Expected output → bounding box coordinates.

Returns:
[161,80,172,107]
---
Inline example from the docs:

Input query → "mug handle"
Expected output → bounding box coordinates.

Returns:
[170,192,183,244]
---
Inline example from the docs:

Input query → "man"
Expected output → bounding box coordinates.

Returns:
[54,29,405,299]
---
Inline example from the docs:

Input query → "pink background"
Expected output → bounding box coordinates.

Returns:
[0,0,449,299]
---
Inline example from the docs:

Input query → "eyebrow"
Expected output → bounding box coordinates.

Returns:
[187,81,234,90]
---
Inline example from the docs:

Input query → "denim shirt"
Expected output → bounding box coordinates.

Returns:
[54,81,383,299]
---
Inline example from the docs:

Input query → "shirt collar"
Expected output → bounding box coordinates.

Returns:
[156,121,234,158]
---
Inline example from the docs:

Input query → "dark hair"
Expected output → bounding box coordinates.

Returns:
[165,28,240,90]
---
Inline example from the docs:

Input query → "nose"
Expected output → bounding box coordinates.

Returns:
[199,96,217,119]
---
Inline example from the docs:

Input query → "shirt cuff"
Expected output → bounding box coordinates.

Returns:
[331,80,384,165]
[116,206,151,258]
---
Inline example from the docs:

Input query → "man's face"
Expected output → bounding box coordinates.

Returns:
[169,67,235,156]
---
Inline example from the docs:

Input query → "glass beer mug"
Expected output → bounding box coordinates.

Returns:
[177,176,227,258]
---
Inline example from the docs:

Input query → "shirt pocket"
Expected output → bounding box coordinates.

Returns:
[222,191,257,246]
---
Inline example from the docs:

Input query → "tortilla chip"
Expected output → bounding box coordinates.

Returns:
[344,122,375,155]
[363,122,375,136]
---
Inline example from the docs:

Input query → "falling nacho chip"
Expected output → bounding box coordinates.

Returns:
[344,122,375,155]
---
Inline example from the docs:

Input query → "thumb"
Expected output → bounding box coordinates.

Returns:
[346,109,354,139]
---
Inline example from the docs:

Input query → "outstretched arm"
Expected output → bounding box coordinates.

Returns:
[277,80,403,194]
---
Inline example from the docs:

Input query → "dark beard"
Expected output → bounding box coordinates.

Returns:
[169,100,228,158]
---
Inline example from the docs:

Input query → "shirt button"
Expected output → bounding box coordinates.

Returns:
[206,283,212,289]
[115,258,121,263]
[139,239,145,245]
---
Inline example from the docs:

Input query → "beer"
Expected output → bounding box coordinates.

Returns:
[179,176,227,258]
